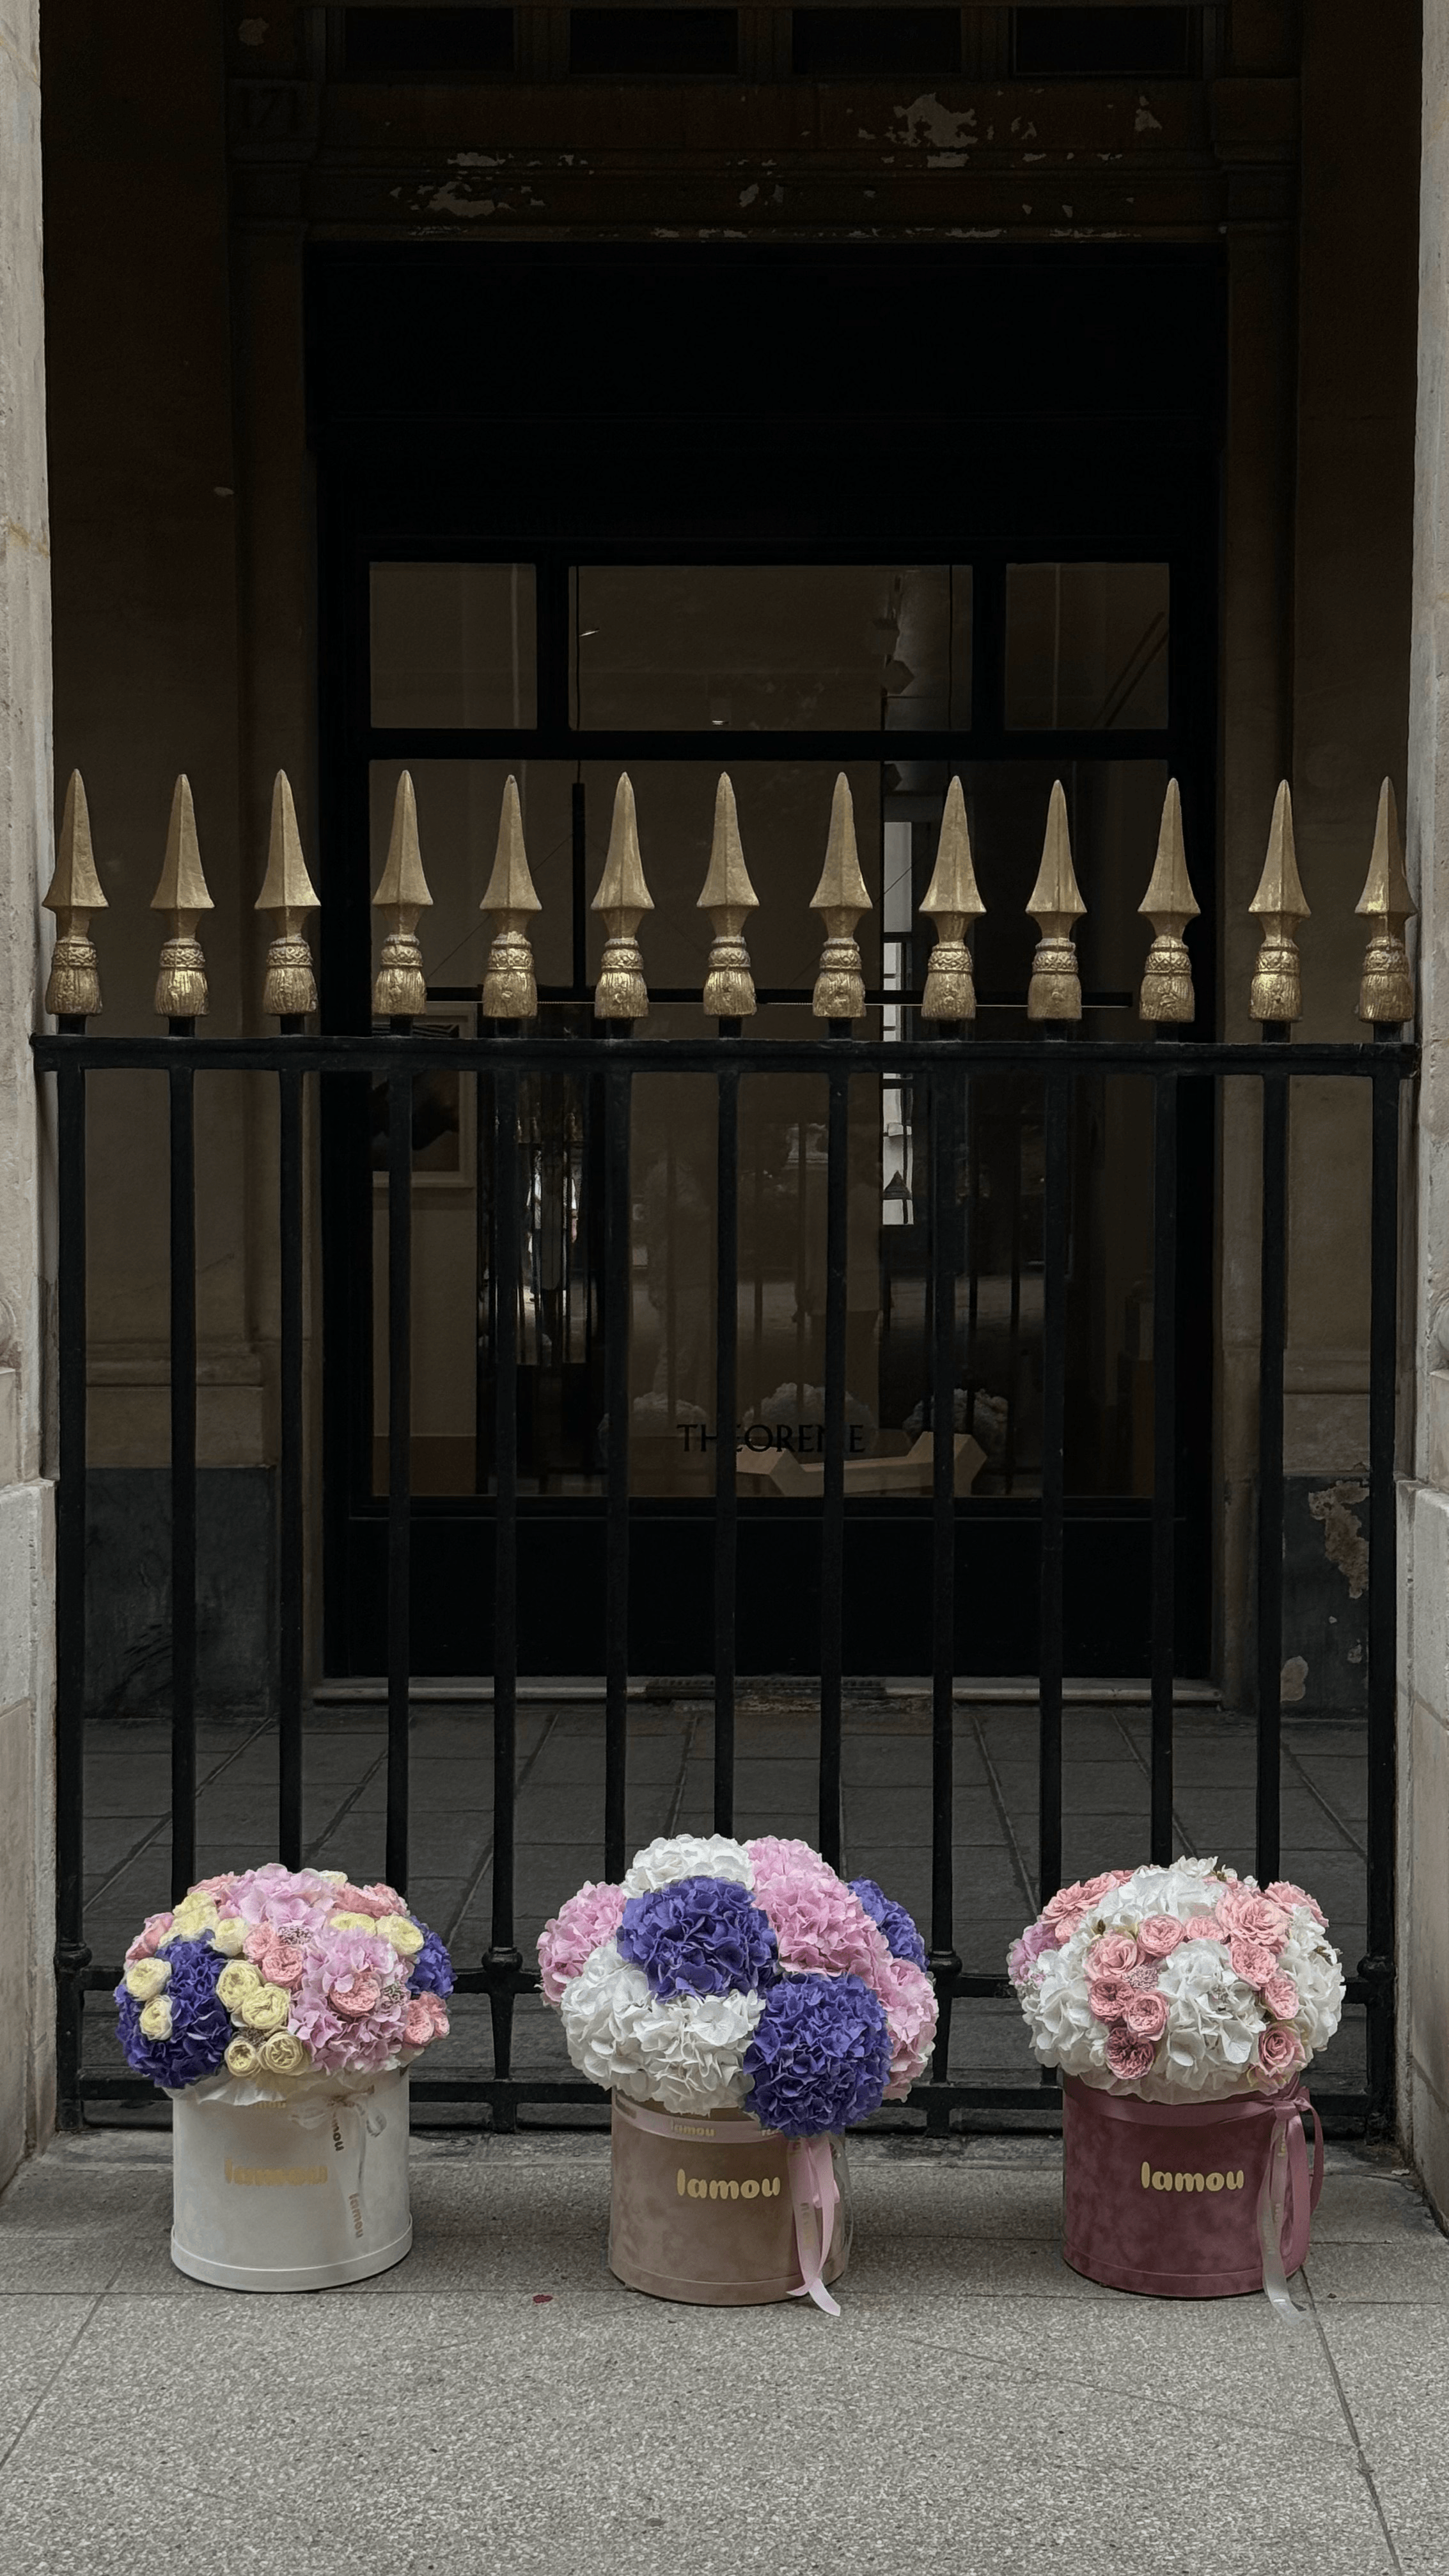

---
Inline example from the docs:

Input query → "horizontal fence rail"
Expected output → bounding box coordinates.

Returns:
[36,762,1418,2136]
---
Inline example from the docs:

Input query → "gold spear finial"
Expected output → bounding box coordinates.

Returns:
[1355,779,1414,1025]
[1138,777,1199,1024]
[1249,781,1309,1023]
[1026,780,1086,1021]
[255,770,320,1019]
[150,775,214,1019]
[592,773,652,1020]
[43,771,107,1018]
[810,772,872,1020]
[372,771,432,1018]
[480,774,541,1019]
[920,774,984,1021]
[698,774,759,1019]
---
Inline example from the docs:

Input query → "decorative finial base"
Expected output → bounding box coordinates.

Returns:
[1249,935,1301,1024]
[45,935,102,1019]
[154,938,208,1020]
[596,934,648,1020]
[263,936,318,1020]
[374,931,428,1019]
[703,933,756,1020]
[1357,933,1413,1026]
[921,940,976,1022]
[483,930,538,1020]
[812,937,864,1021]
[1026,937,1082,1022]
[1140,933,1194,1024]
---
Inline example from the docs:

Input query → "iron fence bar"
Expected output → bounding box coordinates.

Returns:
[54,1040,90,2129]
[603,1045,632,1880]
[929,1038,963,2088]
[278,1063,305,1868]
[1037,1045,1071,1905]
[714,1053,740,1834]
[1363,1026,1401,2131]
[487,1050,522,2082]
[168,1049,198,1901]
[385,1059,412,1893]
[1255,1033,1290,1884]
[818,1050,850,1871]
[33,1034,1418,1079]
[1150,1032,1179,1863]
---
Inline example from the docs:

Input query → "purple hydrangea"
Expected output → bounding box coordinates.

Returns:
[113,1936,231,2089]
[617,1874,778,2000]
[743,1971,892,2135]
[849,1877,928,1972]
[411,1925,455,1999]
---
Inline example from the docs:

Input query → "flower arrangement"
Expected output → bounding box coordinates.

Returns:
[1008,1857,1344,2105]
[116,1864,455,2091]
[538,1833,937,2130]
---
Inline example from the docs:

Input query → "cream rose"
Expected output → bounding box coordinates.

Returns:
[224,2036,260,2077]
[327,1912,377,1933]
[211,1917,248,1956]
[239,1983,291,2034]
[137,1997,173,2041]
[259,2031,308,2075]
[374,1914,424,1957]
[123,1958,171,2002]
[217,1959,263,2011]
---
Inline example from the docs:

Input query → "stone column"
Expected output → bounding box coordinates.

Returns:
[1401,0,1449,2223]
[0,0,56,2179]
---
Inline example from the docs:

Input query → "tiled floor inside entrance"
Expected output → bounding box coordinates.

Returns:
[78,1692,1371,2102]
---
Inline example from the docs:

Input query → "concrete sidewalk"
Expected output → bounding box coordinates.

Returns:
[0,2128,1441,2576]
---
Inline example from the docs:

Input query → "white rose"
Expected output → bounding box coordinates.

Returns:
[621,1835,755,1898]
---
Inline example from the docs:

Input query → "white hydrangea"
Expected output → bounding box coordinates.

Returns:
[622,1834,755,1898]
[556,1939,764,2113]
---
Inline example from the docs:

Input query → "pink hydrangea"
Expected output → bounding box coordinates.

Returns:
[1007,1919,1058,1984]
[226,1863,339,1933]
[747,1843,891,1984]
[192,1875,238,1904]
[290,1926,409,2073]
[537,1881,627,2004]
[875,1956,939,2100]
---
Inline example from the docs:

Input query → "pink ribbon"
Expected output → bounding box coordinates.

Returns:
[786,2136,841,2317]
[1076,2080,1323,2320]
[611,2098,842,2314]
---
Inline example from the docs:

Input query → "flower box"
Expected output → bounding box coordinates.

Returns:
[116,1864,455,2291]
[1010,1860,1341,2308]
[540,1833,937,2312]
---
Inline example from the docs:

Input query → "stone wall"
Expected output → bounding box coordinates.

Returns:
[1400,0,1449,2228]
[0,0,55,2180]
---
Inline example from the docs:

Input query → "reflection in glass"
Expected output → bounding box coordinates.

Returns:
[1005,563,1168,731]
[572,565,971,732]
[370,562,537,728]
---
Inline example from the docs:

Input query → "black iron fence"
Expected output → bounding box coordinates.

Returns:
[35,768,1416,2137]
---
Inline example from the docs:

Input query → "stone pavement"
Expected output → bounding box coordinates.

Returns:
[77,1694,1372,2100]
[0,2125,1443,2576]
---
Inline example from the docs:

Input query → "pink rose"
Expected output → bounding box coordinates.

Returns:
[402,1999,434,2048]
[1136,1914,1186,1959]
[1221,1891,1287,1944]
[1088,1975,1136,2022]
[1123,1988,1169,2040]
[1229,1935,1278,1989]
[1086,1934,1139,1978]
[262,1945,306,1990]
[1075,1872,1128,1909]
[1182,1916,1226,1942]
[1053,1915,1086,1948]
[1255,2022,1306,2085]
[1264,1879,1326,1926]
[327,1970,382,2020]
[124,1912,173,1965]
[243,1928,274,1963]
[1262,1971,1300,2020]
[1106,2028,1158,2081]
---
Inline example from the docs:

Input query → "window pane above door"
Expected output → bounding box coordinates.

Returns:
[571,564,971,731]
[1005,561,1168,731]
[370,562,537,728]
